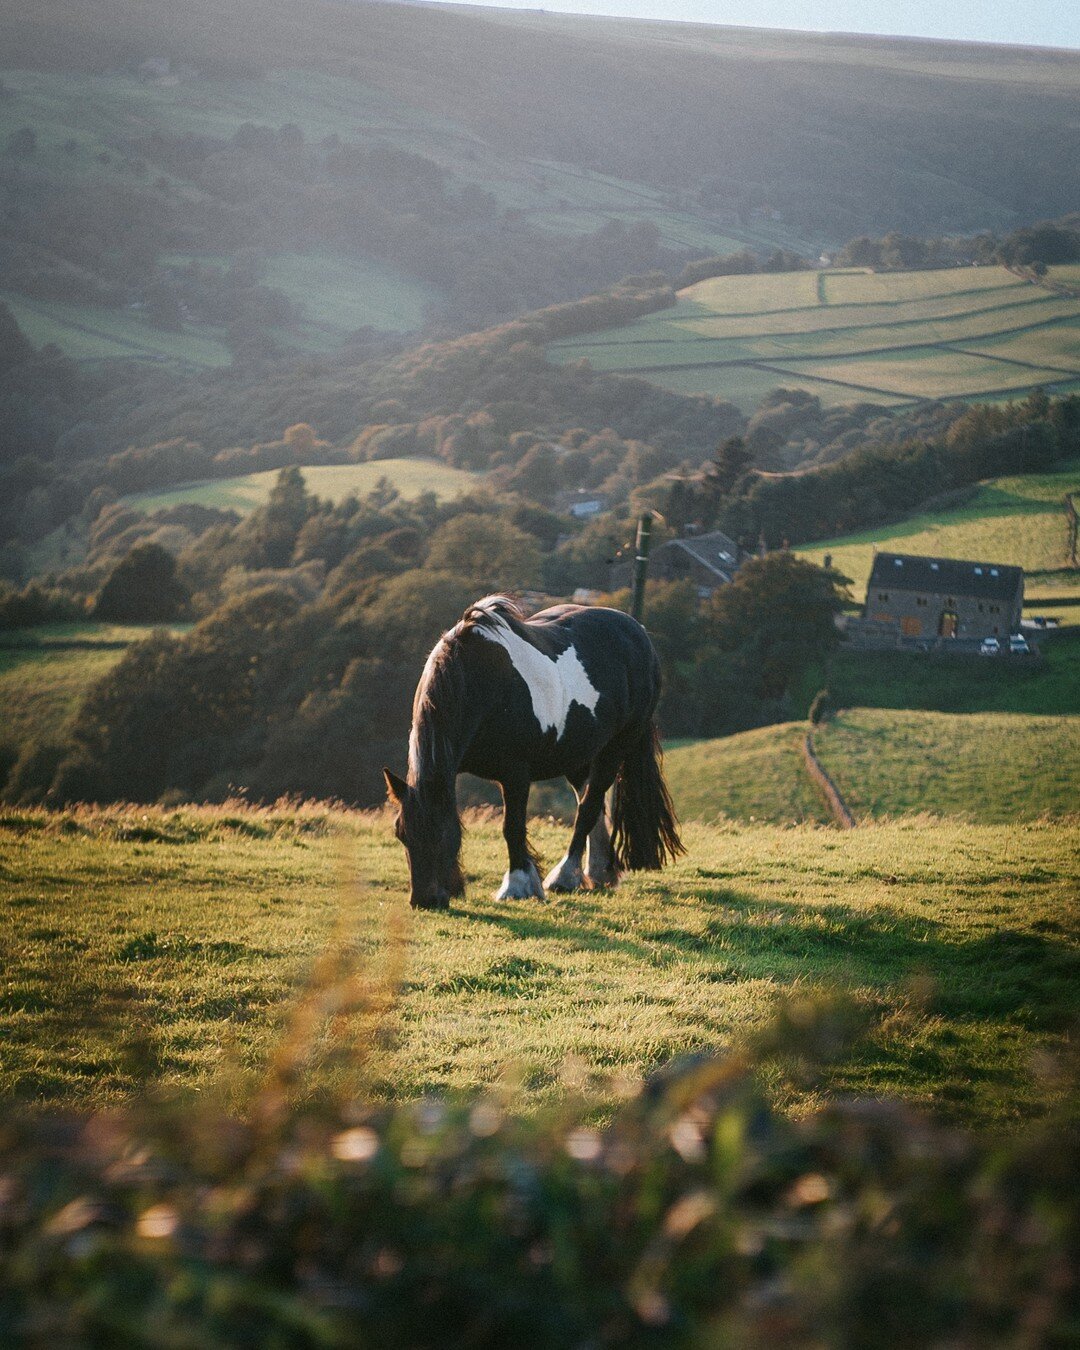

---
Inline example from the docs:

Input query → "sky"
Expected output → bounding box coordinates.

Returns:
[438,0,1080,51]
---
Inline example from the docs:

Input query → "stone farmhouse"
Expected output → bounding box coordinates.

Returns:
[863,552,1024,640]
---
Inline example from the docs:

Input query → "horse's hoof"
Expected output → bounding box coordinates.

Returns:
[544,856,585,892]
[586,868,620,889]
[411,892,451,910]
[495,864,545,900]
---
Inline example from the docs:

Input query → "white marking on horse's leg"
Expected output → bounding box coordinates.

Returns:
[495,863,545,900]
[585,815,619,888]
[544,853,585,892]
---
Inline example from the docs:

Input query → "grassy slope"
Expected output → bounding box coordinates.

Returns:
[795,459,1080,593]
[664,722,829,825]
[122,459,479,515]
[548,267,1080,411]
[0,646,125,748]
[0,805,1076,1127]
[0,623,194,751]
[814,708,1079,821]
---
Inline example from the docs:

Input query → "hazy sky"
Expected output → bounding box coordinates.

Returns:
[440,0,1080,50]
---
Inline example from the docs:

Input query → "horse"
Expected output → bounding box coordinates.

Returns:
[384,594,683,909]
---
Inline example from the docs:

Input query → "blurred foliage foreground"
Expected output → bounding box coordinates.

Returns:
[0,990,1076,1348]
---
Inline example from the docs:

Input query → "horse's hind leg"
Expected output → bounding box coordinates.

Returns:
[545,747,622,893]
[494,771,544,900]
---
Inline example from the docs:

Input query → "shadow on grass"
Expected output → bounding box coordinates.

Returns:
[457,883,1080,1033]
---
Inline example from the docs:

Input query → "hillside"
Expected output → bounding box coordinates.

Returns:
[664,723,830,825]
[121,458,478,515]
[1,0,1078,376]
[1,805,1076,1126]
[793,458,1080,597]
[548,265,1080,411]
[813,707,1080,821]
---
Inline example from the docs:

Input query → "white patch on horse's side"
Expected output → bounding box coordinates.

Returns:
[477,617,600,739]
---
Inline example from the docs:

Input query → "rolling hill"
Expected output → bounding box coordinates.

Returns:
[2,0,1078,372]
[548,265,1080,411]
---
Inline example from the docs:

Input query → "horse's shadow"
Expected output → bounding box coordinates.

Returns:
[451,880,1079,1032]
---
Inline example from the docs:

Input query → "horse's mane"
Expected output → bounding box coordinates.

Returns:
[407,595,526,793]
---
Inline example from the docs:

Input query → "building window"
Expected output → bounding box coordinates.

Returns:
[878,592,889,601]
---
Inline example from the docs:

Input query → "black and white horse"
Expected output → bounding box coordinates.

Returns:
[384,595,683,908]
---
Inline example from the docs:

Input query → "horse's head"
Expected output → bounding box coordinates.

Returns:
[384,768,464,909]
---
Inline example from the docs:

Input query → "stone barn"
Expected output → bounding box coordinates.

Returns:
[864,552,1024,640]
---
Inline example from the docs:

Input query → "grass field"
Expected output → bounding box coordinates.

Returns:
[0,646,126,749]
[664,723,829,825]
[795,459,1080,592]
[813,708,1079,822]
[123,459,480,515]
[0,291,232,368]
[0,624,193,756]
[548,266,1080,411]
[0,805,1076,1127]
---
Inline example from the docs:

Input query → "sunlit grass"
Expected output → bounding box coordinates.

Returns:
[0,805,1075,1126]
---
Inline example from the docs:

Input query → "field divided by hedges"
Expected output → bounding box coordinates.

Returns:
[548,265,1080,410]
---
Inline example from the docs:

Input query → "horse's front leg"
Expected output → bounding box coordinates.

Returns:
[545,751,620,893]
[494,772,544,900]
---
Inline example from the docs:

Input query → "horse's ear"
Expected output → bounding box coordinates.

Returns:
[383,767,408,804]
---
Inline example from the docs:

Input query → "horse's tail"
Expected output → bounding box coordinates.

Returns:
[610,720,685,871]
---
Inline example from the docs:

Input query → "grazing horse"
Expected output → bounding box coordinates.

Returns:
[384,595,683,908]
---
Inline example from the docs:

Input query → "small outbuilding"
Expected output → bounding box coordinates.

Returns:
[864,552,1024,640]
[612,529,743,598]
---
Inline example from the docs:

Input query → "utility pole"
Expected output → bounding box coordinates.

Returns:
[630,511,653,624]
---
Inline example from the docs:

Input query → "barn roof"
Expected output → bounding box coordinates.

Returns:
[659,531,741,581]
[867,552,1023,601]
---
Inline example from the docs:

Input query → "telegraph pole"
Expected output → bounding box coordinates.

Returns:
[630,511,653,624]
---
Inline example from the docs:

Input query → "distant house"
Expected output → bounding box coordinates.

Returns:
[864,552,1024,640]
[612,530,743,598]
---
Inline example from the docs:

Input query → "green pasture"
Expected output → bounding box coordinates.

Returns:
[0,291,231,368]
[814,708,1079,823]
[262,253,437,336]
[795,460,1080,590]
[547,266,1080,411]
[821,265,1027,305]
[0,805,1076,1125]
[821,627,1080,717]
[664,722,829,825]
[782,346,1067,400]
[123,459,479,515]
[0,646,127,750]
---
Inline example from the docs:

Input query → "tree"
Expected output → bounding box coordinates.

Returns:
[93,543,189,623]
[426,513,541,592]
[710,436,752,495]
[704,553,848,700]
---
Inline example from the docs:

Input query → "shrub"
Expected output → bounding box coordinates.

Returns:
[0,997,1074,1345]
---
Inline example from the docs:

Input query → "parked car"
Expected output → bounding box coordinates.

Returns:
[1009,633,1030,655]
[979,636,1000,656]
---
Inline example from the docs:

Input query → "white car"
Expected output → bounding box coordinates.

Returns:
[979,636,1000,656]
[1009,633,1030,655]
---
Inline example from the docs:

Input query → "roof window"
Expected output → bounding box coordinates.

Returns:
[990,568,999,576]
[930,562,939,570]
[974,567,983,575]
[894,558,903,566]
